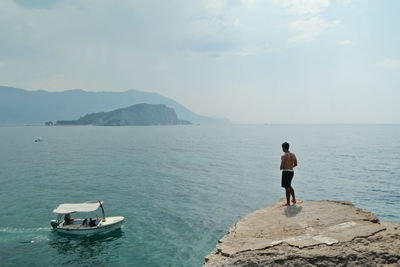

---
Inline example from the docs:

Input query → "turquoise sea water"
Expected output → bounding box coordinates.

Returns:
[0,125,399,266]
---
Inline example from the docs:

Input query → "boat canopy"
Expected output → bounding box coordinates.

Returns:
[53,201,104,214]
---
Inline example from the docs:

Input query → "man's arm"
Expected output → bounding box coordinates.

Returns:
[292,153,298,168]
[280,155,284,170]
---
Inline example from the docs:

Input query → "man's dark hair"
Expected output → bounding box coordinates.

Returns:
[282,142,290,151]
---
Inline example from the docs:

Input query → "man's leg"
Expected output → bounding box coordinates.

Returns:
[285,187,291,206]
[290,186,296,204]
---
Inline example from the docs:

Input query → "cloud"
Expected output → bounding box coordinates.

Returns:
[13,0,63,9]
[340,40,354,46]
[234,44,269,56]
[289,16,341,43]
[193,0,340,54]
[341,0,357,7]
[203,0,228,15]
[276,0,341,44]
[280,0,330,15]
[241,0,255,7]
[377,59,400,69]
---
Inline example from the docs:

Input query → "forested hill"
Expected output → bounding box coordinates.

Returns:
[56,104,192,126]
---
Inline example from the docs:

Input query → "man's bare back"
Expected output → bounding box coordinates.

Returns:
[280,142,298,206]
[280,152,297,170]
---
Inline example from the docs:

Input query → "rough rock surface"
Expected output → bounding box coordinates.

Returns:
[204,200,400,266]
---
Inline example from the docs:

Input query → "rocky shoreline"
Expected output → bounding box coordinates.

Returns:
[204,200,400,266]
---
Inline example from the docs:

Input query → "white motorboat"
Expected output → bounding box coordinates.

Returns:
[50,201,124,235]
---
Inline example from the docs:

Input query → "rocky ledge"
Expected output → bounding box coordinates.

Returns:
[204,200,400,266]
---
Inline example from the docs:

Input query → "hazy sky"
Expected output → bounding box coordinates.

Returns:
[1,0,399,123]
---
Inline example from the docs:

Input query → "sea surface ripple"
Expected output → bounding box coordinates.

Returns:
[0,125,399,266]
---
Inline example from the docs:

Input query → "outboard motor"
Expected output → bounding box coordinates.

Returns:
[50,220,58,229]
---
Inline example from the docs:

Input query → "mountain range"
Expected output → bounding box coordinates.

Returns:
[0,86,227,125]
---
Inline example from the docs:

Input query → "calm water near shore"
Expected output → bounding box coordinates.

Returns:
[0,125,399,266]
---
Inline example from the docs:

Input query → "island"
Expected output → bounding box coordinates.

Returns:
[55,103,192,126]
[204,199,400,266]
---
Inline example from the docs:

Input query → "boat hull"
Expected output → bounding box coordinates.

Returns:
[54,216,124,236]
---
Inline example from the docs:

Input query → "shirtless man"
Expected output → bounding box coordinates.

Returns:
[280,142,298,206]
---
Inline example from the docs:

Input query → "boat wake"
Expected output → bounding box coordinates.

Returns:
[0,227,51,244]
[0,227,50,234]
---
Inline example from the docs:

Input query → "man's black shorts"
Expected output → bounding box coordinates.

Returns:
[281,171,294,188]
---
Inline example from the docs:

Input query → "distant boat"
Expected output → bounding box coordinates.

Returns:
[34,138,42,142]
[50,201,124,235]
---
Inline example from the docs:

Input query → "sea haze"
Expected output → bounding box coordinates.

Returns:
[0,86,227,125]
[0,125,399,266]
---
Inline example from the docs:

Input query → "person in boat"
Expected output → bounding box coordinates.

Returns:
[81,218,88,226]
[89,218,96,227]
[64,213,74,225]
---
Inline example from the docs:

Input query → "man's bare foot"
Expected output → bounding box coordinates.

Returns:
[291,199,296,204]
[283,203,290,206]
